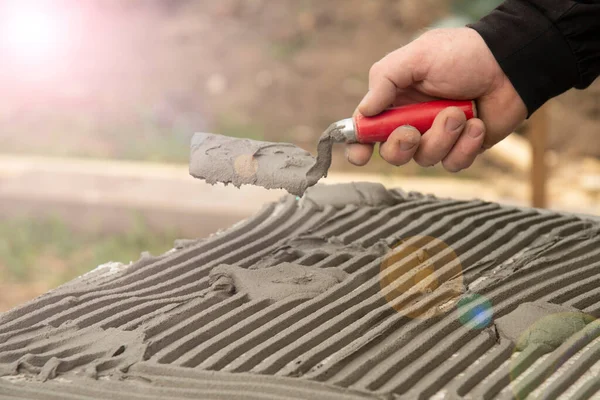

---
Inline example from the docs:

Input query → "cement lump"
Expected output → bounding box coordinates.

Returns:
[299,182,397,209]
[495,302,593,352]
[208,263,348,302]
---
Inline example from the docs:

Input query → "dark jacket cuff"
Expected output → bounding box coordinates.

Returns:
[468,0,579,116]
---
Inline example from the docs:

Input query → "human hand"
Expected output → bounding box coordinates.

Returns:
[347,27,528,172]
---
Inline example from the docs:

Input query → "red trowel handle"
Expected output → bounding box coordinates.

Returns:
[354,100,477,143]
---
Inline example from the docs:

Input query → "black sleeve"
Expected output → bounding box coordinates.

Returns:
[468,0,600,116]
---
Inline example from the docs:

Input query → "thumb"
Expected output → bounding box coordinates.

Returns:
[358,49,418,117]
[358,78,397,117]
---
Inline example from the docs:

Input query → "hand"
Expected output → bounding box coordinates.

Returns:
[347,27,528,172]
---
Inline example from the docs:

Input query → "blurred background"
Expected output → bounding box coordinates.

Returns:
[1,0,599,311]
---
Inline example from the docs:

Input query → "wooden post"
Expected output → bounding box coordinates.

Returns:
[528,104,548,208]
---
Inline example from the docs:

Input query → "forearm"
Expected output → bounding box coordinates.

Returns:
[469,0,600,116]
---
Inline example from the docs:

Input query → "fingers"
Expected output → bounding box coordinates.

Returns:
[346,107,486,172]
[346,126,421,167]
[346,143,374,166]
[379,126,421,166]
[413,107,467,167]
[442,118,485,172]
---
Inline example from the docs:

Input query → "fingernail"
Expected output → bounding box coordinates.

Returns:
[398,125,419,150]
[401,124,420,132]
[445,117,463,132]
[468,125,484,138]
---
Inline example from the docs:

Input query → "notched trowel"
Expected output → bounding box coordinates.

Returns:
[190,100,476,196]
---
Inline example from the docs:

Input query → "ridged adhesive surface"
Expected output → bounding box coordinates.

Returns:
[1,183,599,399]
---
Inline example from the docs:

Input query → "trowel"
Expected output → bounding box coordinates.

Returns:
[190,100,476,196]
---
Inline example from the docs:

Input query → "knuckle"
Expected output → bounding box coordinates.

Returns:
[445,107,468,124]
[369,61,383,79]
[406,49,429,81]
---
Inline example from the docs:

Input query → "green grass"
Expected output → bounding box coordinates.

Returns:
[0,216,180,286]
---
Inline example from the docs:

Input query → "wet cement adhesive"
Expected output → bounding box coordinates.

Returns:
[1,183,600,400]
[189,124,344,196]
[0,324,146,381]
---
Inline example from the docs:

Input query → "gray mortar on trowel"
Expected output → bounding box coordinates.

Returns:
[189,124,346,196]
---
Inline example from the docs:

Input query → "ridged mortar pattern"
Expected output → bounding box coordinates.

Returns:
[1,184,599,399]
